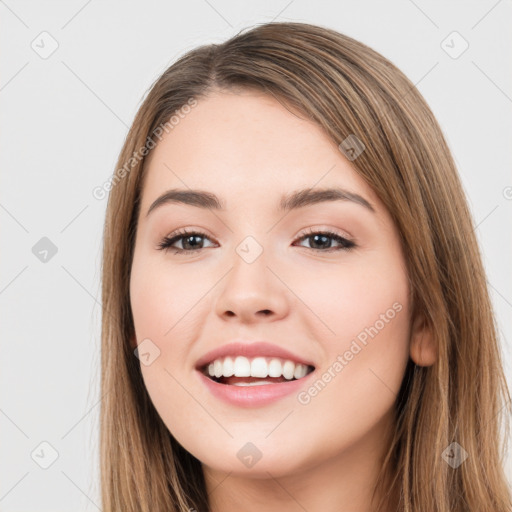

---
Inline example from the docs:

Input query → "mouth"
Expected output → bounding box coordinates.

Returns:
[200,356,315,387]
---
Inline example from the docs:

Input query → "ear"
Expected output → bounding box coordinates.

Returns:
[409,313,437,366]
[129,335,138,351]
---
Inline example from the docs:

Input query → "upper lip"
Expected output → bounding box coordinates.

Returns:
[195,341,316,370]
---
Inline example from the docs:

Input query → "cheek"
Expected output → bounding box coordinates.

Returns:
[129,253,211,341]
[292,252,411,401]
[295,257,411,422]
[300,308,410,444]
[129,254,208,435]
[287,250,410,345]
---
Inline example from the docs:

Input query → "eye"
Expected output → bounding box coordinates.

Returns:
[292,228,356,252]
[157,227,356,255]
[157,228,216,255]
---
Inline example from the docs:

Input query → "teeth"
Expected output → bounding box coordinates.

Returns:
[214,359,223,378]
[268,358,282,377]
[283,360,295,380]
[234,356,251,377]
[205,356,311,381]
[251,357,268,378]
[232,380,275,386]
[223,356,235,377]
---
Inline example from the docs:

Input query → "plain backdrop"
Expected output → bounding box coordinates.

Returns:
[1,1,511,510]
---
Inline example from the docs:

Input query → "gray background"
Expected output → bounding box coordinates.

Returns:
[1,0,511,510]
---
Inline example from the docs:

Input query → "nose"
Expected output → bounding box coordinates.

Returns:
[214,246,289,324]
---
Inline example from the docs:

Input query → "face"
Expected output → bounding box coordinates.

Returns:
[129,89,414,480]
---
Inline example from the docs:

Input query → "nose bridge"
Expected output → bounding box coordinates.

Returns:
[214,231,288,321]
[227,232,271,294]
[223,206,273,268]
[234,233,267,266]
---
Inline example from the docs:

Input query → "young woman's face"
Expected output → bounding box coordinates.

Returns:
[130,90,413,479]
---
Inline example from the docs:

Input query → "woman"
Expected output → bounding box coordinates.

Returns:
[99,21,511,511]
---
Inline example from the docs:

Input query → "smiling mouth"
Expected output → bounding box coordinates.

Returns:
[201,355,315,386]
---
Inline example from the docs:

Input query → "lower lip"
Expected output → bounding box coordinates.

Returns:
[197,370,316,408]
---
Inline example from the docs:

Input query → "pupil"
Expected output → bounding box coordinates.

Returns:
[184,235,202,250]
[182,234,335,251]
[311,234,330,249]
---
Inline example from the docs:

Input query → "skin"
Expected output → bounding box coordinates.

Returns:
[129,89,436,512]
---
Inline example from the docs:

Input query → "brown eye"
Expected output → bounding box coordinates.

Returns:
[157,229,215,254]
[157,228,356,255]
[293,230,355,252]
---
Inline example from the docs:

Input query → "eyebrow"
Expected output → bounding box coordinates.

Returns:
[145,186,375,217]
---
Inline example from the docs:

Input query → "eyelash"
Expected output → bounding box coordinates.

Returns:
[156,227,356,255]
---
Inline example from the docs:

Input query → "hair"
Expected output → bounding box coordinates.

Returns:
[99,21,512,512]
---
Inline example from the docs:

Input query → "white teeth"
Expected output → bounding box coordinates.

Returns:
[233,356,251,377]
[250,357,268,378]
[223,356,235,377]
[214,359,223,378]
[268,358,282,377]
[282,360,295,380]
[232,380,274,386]
[205,355,312,381]
[294,363,308,379]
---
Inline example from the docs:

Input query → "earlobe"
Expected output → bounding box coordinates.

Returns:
[129,335,138,351]
[409,314,437,367]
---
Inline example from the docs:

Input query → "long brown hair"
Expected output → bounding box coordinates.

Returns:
[99,21,511,511]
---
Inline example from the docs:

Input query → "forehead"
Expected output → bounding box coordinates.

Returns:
[139,90,381,214]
